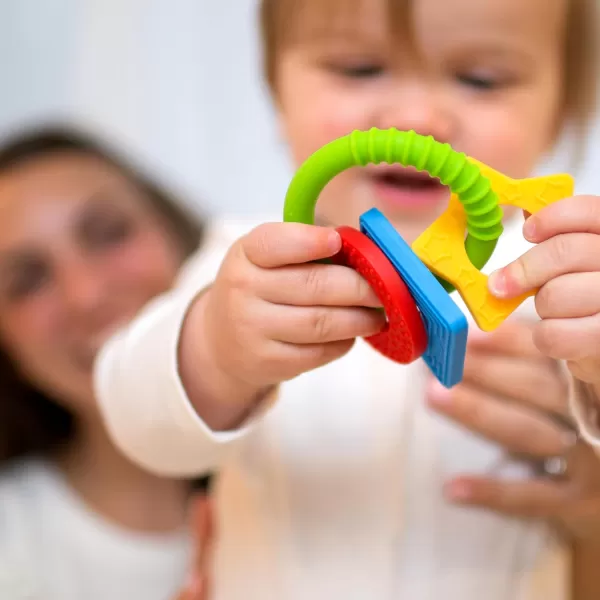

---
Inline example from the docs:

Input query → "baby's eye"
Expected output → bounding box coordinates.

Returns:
[456,73,500,91]
[328,63,386,79]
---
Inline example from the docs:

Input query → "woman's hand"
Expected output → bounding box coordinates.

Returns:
[174,493,215,600]
[427,320,600,541]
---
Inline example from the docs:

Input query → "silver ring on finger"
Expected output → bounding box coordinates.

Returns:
[538,430,579,480]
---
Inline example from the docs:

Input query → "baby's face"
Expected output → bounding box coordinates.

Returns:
[276,0,566,242]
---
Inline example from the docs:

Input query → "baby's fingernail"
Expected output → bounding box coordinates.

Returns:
[427,379,452,406]
[489,262,528,298]
[523,217,537,241]
[328,230,342,252]
[488,269,508,297]
[366,292,383,308]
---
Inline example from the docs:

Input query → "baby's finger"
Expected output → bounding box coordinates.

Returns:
[535,272,600,319]
[533,314,600,361]
[260,338,356,381]
[523,195,600,243]
[261,263,381,308]
[264,304,386,345]
[445,476,569,519]
[242,222,340,268]
[427,381,571,458]
[488,233,600,299]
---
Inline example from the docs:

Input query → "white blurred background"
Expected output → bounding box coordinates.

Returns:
[0,0,598,218]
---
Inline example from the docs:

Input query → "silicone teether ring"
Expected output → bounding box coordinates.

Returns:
[332,226,428,363]
[283,128,504,285]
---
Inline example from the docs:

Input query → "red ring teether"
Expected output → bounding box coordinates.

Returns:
[331,226,428,363]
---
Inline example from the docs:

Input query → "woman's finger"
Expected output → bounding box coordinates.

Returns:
[174,575,208,600]
[427,381,572,458]
[462,352,568,417]
[192,493,215,573]
[444,476,570,519]
[466,320,541,360]
[176,493,215,600]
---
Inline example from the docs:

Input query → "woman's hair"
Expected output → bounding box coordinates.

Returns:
[260,0,599,139]
[0,125,206,464]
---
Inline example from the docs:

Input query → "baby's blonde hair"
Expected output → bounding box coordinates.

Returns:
[260,0,598,141]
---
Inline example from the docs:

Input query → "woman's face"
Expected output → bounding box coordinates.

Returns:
[0,152,183,414]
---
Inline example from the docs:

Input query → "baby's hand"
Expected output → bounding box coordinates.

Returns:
[180,222,384,429]
[488,195,600,386]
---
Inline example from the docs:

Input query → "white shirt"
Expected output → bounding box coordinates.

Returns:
[0,459,191,600]
[95,217,581,600]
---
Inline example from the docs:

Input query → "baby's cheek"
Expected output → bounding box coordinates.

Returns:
[297,88,378,155]
[461,113,543,180]
[295,114,355,160]
[318,103,370,140]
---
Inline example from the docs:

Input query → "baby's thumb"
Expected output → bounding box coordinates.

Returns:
[243,222,341,268]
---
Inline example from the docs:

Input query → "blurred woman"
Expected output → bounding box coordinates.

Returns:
[0,126,212,600]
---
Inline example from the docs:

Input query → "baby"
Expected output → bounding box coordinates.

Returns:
[96,0,600,598]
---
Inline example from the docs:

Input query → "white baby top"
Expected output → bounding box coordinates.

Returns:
[95,216,580,600]
[0,458,191,600]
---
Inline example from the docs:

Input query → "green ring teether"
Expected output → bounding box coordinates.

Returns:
[283,128,504,290]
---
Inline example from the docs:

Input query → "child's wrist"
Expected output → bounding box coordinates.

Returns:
[178,290,267,431]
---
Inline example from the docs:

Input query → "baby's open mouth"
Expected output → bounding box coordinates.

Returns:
[373,167,442,189]
[368,165,448,210]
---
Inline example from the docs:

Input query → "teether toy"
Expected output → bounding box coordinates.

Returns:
[331,225,428,364]
[283,127,574,387]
